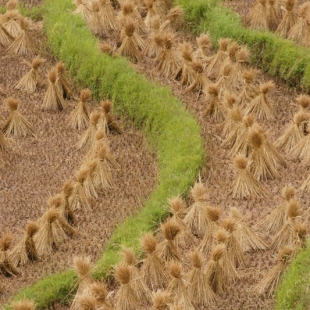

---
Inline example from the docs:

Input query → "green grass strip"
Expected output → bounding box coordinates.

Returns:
[175,0,310,91]
[4,0,204,308]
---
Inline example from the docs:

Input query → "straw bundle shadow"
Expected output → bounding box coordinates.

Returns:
[261,185,296,234]
[275,110,309,153]
[193,33,213,64]
[288,2,310,42]
[187,249,216,307]
[248,0,269,30]
[11,298,36,310]
[204,83,225,121]
[15,57,45,93]
[184,181,210,237]
[6,18,36,55]
[175,42,194,86]
[166,262,194,310]
[73,0,92,24]
[300,173,310,192]
[71,256,94,310]
[232,154,268,199]
[156,219,181,263]
[3,97,35,137]
[155,32,181,78]
[239,68,260,107]
[276,0,297,37]
[98,0,118,31]
[160,6,184,32]
[114,263,143,310]
[9,221,39,266]
[141,233,168,290]
[267,0,281,30]
[230,207,268,252]
[255,246,294,296]
[68,89,91,130]
[0,232,19,276]
[55,62,72,99]
[3,11,21,38]
[245,81,275,120]
[152,290,173,310]
[206,38,230,79]
[42,69,66,111]
[271,198,302,250]
[100,100,123,134]
[0,22,13,47]
[89,282,113,309]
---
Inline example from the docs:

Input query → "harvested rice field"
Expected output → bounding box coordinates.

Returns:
[1,0,310,309]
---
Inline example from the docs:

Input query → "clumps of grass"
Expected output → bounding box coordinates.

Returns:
[3,97,35,137]
[14,57,45,93]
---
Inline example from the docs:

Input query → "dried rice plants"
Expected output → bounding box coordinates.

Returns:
[55,61,72,99]
[248,0,268,31]
[0,233,19,277]
[276,0,297,37]
[11,298,36,310]
[100,100,123,134]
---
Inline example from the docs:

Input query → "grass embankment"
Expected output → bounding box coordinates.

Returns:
[5,0,205,308]
[174,0,310,308]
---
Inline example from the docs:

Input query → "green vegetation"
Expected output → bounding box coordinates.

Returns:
[5,0,204,308]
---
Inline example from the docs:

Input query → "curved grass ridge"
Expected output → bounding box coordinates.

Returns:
[4,0,204,308]
[175,0,310,91]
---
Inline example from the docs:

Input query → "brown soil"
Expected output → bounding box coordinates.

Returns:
[0,20,158,305]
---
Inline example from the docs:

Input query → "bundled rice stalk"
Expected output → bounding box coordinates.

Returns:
[142,16,161,58]
[288,2,310,42]
[82,160,100,199]
[6,18,36,55]
[71,168,92,210]
[3,11,21,38]
[0,130,8,151]
[221,93,240,137]
[55,62,72,99]
[166,263,194,310]
[232,154,268,199]
[9,221,39,266]
[301,16,310,47]
[297,94,310,112]
[71,256,94,310]
[75,295,97,310]
[141,233,168,290]
[60,179,76,224]
[245,81,275,120]
[144,0,161,29]
[216,63,236,96]
[98,0,118,31]
[0,22,13,47]
[187,249,216,307]
[248,0,269,30]
[68,89,91,130]
[184,181,210,237]
[175,42,194,86]
[294,222,307,250]
[300,173,310,192]
[229,207,267,252]
[206,38,230,79]
[155,32,180,78]
[255,246,294,296]
[73,0,92,23]
[239,68,260,107]
[89,282,113,309]
[11,298,36,310]
[3,97,35,137]
[156,218,181,263]
[160,6,184,32]
[100,100,122,134]
[2,0,20,23]
[204,83,225,121]
[152,290,173,310]
[261,185,296,234]
[267,0,281,30]
[99,42,116,57]
[14,57,45,93]
[289,128,310,164]
[193,33,213,64]
[84,129,107,160]
[0,232,19,276]
[88,1,104,36]
[42,69,66,112]
[276,0,297,37]
[230,47,251,89]
[275,110,309,153]
[114,263,143,310]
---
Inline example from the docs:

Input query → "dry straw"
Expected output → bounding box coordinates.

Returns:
[152,290,173,310]
[300,173,310,192]
[3,11,22,38]
[3,97,35,137]
[99,42,116,57]
[55,62,72,99]
[0,232,19,276]
[15,57,45,93]
[239,68,260,107]
[60,179,76,224]
[176,42,194,86]
[289,128,310,164]
[100,100,123,134]
[160,6,184,32]
[98,0,118,31]
[0,23,13,47]
[276,0,297,37]
[71,168,92,210]
[267,0,281,30]
[288,2,310,42]
[11,298,36,310]
[248,0,268,30]
[142,16,161,58]
[89,282,113,309]
[144,0,160,29]
[88,1,104,36]
[193,33,213,64]
[73,0,92,23]
[216,63,235,95]
[204,83,225,121]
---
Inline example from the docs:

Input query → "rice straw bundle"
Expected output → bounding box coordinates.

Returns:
[300,173,310,192]
[204,83,225,121]
[261,185,296,234]
[75,295,97,310]
[157,219,181,263]
[68,89,91,130]
[42,69,66,111]
[88,1,104,36]
[6,17,36,55]
[84,129,107,160]
[0,232,19,276]
[276,0,297,37]
[141,233,168,290]
[73,0,92,23]
[288,2,310,42]
[221,93,239,136]
[223,91,238,114]
[82,160,100,199]
[229,207,267,252]
[289,128,310,164]
[114,263,143,310]
[198,206,222,255]
[142,16,161,58]
[99,42,116,57]
[297,94,310,112]
[231,47,251,89]
[193,33,213,64]
[71,256,94,310]
[3,97,35,137]
[154,0,171,19]
[55,62,72,99]
[3,0,19,22]
[187,249,216,307]
[248,0,269,30]
[267,0,281,30]
[34,208,76,257]
[59,180,76,224]
[245,81,275,120]
[100,100,123,134]
[0,130,8,151]
[225,41,240,66]
[271,198,302,250]
[9,221,39,266]
[275,110,309,153]
[255,246,294,296]
[3,11,21,38]
[166,263,194,310]
[89,282,113,309]
[144,0,161,29]
[216,63,235,96]
[11,298,36,310]
[301,16,310,47]
[77,111,101,149]
[98,0,118,31]
[184,181,210,237]
[155,32,181,78]
[152,290,173,310]
[205,244,226,294]
[71,168,92,210]
[0,23,13,46]
[15,57,45,93]
[232,154,268,199]
[159,6,184,32]
[294,222,307,250]
[206,38,230,79]
[176,42,194,86]
[239,68,260,107]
